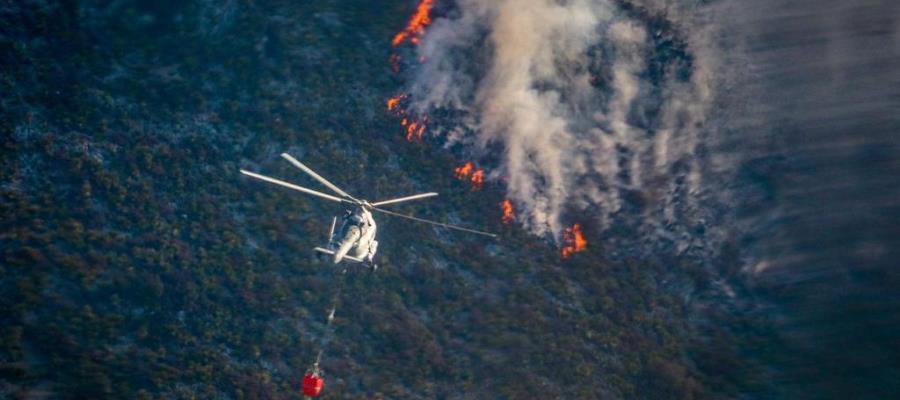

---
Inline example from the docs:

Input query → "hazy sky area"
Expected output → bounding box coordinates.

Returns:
[721,1,900,397]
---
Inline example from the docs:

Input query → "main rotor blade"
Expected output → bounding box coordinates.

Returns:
[372,207,498,238]
[281,153,358,201]
[240,170,352,204]
[371,192,438,207]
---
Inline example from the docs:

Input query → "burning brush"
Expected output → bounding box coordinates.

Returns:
[561,223,587,258]
[391,0,434,47]
[454,161,485,190]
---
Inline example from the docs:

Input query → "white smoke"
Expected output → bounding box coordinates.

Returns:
[409,0,722,238]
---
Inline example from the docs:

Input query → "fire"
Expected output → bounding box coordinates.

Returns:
[561,223,587,258]
[501,199,515,224]
[454,161,484,190]
[391,97,427,142]
[391,0,434,47]
[470,169,484,189]
[406,119,426,141]
[387,3,435,138]
[387,95,405,111]
[454,161,474,179]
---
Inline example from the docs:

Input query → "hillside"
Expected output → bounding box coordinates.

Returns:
[3,0,761,398]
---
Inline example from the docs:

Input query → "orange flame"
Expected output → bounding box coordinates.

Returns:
[389,96,427,142]
[470,169,484,189]
[501,199,515,224]
[454,162,484,190]
[454,161,474,179]
[561,223,587,258]
[387,95,405,111]
[405,120,426,141]
[416,124,425,140]
[392,0,434,47]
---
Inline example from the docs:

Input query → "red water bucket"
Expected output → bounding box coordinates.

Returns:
[302,373,324,396]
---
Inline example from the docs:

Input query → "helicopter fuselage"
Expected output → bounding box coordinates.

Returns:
[329,207,378,264]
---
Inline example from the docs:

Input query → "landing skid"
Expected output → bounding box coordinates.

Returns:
[314,247,364,263]
[314,247,377,270]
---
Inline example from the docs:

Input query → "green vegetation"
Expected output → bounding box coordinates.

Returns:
[0,0,748,398]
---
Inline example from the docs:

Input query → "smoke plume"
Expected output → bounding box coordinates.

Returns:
[407,0,721,238]
[408,0,900,396]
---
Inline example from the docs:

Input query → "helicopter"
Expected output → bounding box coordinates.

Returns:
[240,153,497,268]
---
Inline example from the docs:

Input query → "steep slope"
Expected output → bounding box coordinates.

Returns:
[1,0,749,398]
